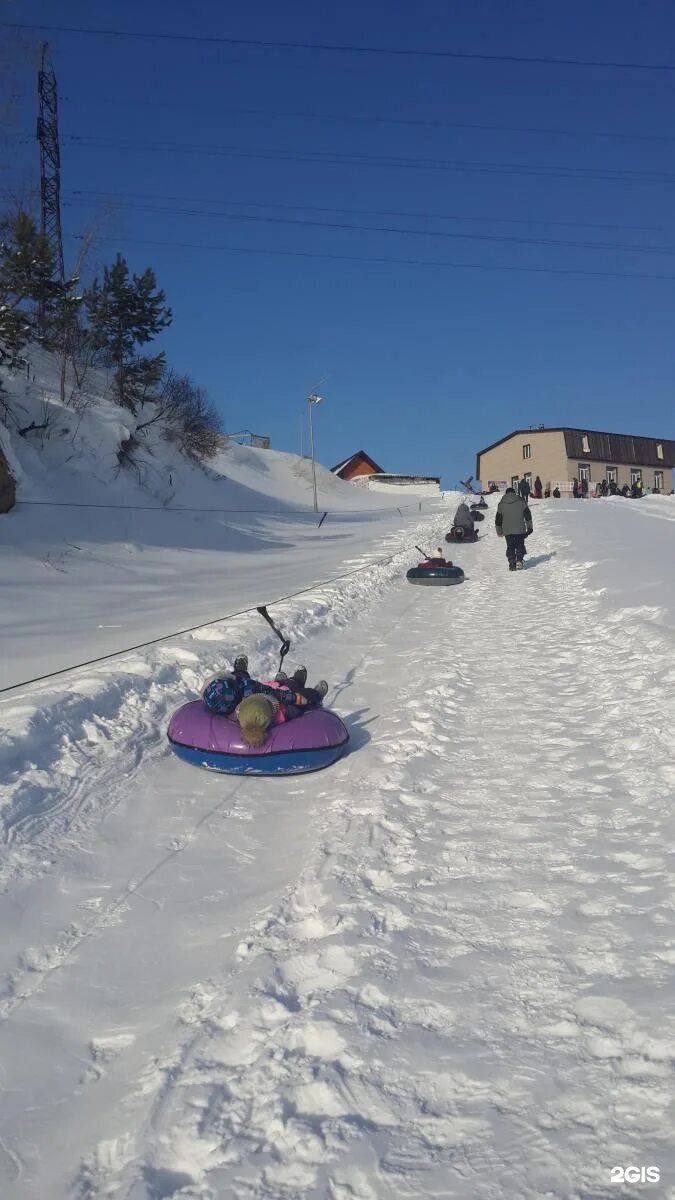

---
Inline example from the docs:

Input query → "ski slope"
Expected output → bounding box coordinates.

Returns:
[1,496,675,1200]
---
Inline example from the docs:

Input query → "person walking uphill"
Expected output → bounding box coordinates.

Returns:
[518,475,531,504]
[495,487,533,571]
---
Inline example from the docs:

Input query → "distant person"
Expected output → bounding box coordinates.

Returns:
[518,475,531,503]
[581,478,589,499]
[572,478,580,498]
[609,479,619,496]
[495,487,533,571]
[451,500,477,538]
[533,475,543,499]
[552,486,561,499]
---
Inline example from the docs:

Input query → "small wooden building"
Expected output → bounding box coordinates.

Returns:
[331,450,385,482]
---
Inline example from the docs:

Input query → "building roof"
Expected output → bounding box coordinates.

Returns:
[331,450,385,476]
[477,427,675,470]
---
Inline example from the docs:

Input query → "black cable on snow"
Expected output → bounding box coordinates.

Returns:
[0,551,401,698]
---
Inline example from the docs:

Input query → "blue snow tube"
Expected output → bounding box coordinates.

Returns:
[406,562,465,586]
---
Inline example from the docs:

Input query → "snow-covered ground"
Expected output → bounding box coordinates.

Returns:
[1,349,437,692]
[2,488,675,1200]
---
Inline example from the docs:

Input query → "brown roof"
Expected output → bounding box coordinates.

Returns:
[477,427,675,475]
[331,450,385,477]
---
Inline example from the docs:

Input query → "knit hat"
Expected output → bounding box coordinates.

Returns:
[237,694,276,747]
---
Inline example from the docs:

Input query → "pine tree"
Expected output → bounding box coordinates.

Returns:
[85,255,172,412]
[0,210,74,367]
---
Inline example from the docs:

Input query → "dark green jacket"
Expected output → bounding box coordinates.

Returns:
[495,490,533,536]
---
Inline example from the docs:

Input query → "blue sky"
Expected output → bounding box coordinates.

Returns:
[5,0,675,485]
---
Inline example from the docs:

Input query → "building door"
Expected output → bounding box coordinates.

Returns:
[606,466,617,485]
[654,470,664,491]
[511,475,519,489]
[630,468,642,485]
[578,464,590,483]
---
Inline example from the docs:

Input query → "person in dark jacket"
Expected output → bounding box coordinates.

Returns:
[533,475,543,499]
[495,487,533,570]
[518,475,531,503]
[572,478,580,498]
[452,500,477,534]
[581,478,589,498]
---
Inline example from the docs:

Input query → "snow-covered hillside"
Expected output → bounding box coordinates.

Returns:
[1,349,444,691]
[1,489,675,1200]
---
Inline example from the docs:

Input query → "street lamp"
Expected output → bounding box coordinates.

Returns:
[308,393,323,513]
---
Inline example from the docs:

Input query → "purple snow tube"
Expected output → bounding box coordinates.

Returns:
[167,701,349,775]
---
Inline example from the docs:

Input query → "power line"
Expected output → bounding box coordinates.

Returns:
[64,230,675,281]
[60,134,675,186]
[60,95,675,147]
[64,188,663,235]
[62,195,675,258]
[5,20,675,72]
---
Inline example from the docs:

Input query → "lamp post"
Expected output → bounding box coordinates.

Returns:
[308,393,323,513]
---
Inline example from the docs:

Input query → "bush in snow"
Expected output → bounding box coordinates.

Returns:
[158,372,224,461]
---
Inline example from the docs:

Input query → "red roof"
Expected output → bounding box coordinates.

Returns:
[331,450,385,477]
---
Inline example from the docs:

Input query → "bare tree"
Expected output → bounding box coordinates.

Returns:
[153,371,224,460]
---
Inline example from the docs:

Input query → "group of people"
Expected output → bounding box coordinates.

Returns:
[517,475,543,502]
[584,477,644,499]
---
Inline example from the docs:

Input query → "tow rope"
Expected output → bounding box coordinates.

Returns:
[257,605,291,673]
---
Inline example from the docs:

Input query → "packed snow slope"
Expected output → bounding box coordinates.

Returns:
[1,495,675,1200]
[1,350,441,690]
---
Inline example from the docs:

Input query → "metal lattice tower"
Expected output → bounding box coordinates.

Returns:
[37,42,64,283]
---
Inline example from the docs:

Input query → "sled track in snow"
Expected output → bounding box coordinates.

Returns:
[76,519,675,1200]
[0,514,449,888]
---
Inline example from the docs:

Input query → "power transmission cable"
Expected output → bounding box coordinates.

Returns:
[59,94,675,146]
[63,230,675,281]
[58,134,675,185]
[63,188,663,234]
[5,20,675,72]
[61,195,675,257]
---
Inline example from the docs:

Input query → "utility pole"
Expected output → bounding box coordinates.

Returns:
[308,393,323,513]
[37,42,64,330]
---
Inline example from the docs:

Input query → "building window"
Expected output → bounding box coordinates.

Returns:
[606,466,617,484]
[581,434,590,454]
[578,464,590,482]
[656,443,664,460]
[631,468,642,485]
[522,444,531,460]
[654,470,664,491]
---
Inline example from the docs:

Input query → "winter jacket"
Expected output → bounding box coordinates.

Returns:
[453,501,475,531]
[495,490,533,537]
[203,673,308,717]
[518,479,531,501]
